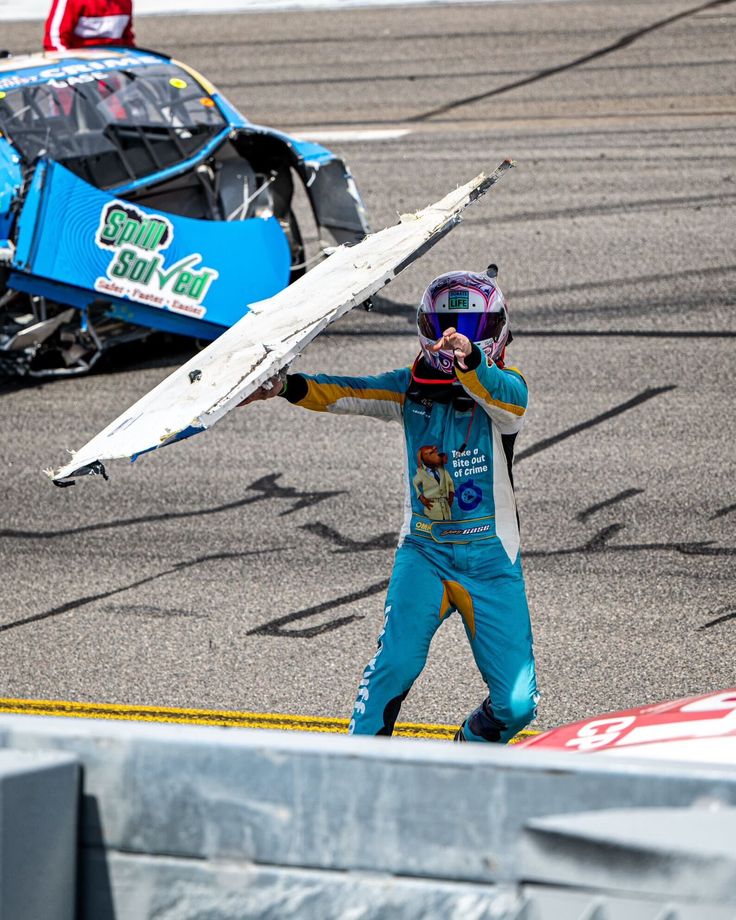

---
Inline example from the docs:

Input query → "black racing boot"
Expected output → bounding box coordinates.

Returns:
[466,698,507,742]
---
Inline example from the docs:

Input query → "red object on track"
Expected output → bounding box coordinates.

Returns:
[517,690,736,764]
[44,0,134,52]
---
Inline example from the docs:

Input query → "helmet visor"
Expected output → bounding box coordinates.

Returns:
[418,308,506,344]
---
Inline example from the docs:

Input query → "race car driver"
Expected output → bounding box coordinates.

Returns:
[244,267,538,743]
[44,0,135,52]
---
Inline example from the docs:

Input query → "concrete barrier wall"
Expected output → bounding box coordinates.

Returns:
[79,849,736,920]
[82,851,522,919]
[0,715,735,919]
[0,749,78,920]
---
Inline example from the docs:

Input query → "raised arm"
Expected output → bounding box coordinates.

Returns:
[430,329,527,434]
[455,345,527,434]
[242,367,411,421]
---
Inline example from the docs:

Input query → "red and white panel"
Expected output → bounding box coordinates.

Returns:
[518,690,736,764]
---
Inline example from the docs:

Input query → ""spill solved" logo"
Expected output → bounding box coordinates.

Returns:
[94,202,219,318]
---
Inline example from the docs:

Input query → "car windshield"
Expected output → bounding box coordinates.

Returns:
[0,63,228,187]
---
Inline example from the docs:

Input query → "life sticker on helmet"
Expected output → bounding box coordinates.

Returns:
[448,290,469,310]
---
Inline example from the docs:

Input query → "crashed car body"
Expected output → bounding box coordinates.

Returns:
[0,47,368,375]
[516,689,736,765]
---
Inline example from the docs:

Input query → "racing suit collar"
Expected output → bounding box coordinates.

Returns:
[408,356,467,406]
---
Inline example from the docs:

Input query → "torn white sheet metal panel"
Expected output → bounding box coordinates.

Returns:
[49,160,514,485]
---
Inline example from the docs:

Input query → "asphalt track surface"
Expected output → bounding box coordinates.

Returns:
[1,0,734,736]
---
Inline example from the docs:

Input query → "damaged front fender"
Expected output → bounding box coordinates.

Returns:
[232,126,370,251]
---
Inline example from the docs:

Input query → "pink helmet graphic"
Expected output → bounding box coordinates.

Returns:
[417,265,509,372]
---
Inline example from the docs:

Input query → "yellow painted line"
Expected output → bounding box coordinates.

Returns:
[0,698,537,742]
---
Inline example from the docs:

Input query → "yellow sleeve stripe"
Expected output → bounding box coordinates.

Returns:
[459,369,526,417]
[504,366,527,385]
[300,382,405,412]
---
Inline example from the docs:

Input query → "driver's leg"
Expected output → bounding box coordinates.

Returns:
[349,540,446,736]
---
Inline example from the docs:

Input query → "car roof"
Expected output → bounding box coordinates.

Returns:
[0,48,171,85]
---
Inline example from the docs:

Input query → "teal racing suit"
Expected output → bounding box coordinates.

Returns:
[281,344,538,742]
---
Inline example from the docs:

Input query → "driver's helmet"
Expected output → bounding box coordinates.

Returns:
[417,266,509,373]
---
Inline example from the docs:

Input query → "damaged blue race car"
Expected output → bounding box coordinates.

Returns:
[0,47,369,376]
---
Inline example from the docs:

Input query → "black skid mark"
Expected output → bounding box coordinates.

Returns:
[582,523,625,551]
[711,503,736,520]
[1,473,344,540]
[1,493,268,540]
[0,548,277,635]
[518,330,736,339]
[526,526,735,560]
[408,0,735,122]
[325,327,736,341]
[248,524,735,639]
[698,610,736,631]
[301,519,734,563]
[300,522,397,553]
[516,386,677,462]
[247,579,390,639]
[475,194,736,227]
[675,543,736,557]
[577,489,645,522]
[102,604,205,620]
[516,264,736,302]
[246,473,345,516]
